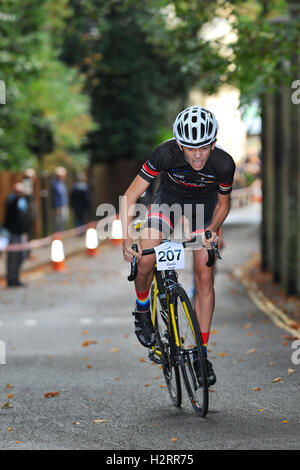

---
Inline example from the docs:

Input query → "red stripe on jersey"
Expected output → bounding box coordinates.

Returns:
[147,212,174,228]
[143,162,159,177]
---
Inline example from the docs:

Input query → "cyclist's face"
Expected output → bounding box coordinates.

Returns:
[179,142,216,170]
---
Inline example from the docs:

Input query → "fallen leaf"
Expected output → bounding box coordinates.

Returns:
[92,419,107,423]
[15,441,22,444]
[44,392,60,398]
[252,387,261,391]
[86,364,92,369]
[247,332,253,336]
[219,352,227,357]
[73,421,80,425]
[114,377,120,381]
[268,362,275,366]
[144,383,150,387]
[5,384,13,389]
[81,330,88,335]
[171,438,177,442]
[244,323,252,329]
[247,349,256,354]
[282,420,289,424]
[82,340,98,347]
[1,402,13,409]
[160,384,167,388]
[211,329,219,335]
[6,394,13,399]
[282,341,287,346]
[264,353,270,356]
[287,368,296,375]
[140,358,146,362]
[8,427,13,432]
[109,348,119,352]
[257,409,264,412]
[272,377,282,383]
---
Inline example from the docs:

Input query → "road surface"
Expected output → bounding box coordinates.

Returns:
[0,204,299,450]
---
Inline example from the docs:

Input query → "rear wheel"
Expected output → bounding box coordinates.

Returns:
[150,284,182,407]
[174,286,208,417]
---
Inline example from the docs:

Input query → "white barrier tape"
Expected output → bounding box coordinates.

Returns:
[0,214,116,252]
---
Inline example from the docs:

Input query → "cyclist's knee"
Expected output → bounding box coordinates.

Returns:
[194,268,214,290]
[138,255,155,276]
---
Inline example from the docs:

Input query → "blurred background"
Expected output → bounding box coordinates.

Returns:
[0,0,299,294]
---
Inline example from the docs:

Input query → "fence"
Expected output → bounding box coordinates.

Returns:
[0,159,141,238]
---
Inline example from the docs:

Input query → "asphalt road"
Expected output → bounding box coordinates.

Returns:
[0,205,299,450]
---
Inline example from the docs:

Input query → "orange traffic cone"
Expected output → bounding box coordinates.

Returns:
[111,218,123,245]
[85,226,98,256]
[51,234,66,271]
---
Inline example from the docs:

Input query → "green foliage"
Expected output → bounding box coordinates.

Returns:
[61,0,191,163]
[0,0,93,171]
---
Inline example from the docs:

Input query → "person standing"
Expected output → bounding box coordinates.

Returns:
[22,168,37,259]
[69,172,91,228]
[51,167,69,232]
[3,182,32,287]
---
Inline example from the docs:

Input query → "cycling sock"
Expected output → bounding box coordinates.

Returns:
[201,331,210,356]
[135,288,150,312]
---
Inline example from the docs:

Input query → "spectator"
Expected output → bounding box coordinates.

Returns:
[69,172,91,228]
[3,182,32,287]
[22,168,37,259]
[51,167,69,232]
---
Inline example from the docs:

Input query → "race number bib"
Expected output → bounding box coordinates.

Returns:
[154,242,185,271]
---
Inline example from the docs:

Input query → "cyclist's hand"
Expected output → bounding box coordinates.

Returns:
[122,240,141,263]
[202,231,218,250]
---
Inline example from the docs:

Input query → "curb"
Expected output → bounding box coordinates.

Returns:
[234,254,300,340]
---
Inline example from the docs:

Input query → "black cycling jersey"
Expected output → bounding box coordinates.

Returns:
[139,138,235,201]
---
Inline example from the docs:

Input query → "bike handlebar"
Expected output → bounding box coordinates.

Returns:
[127,231,220,281]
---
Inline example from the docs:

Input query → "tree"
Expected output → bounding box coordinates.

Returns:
[0,0,94,171]
[61,0,192,164]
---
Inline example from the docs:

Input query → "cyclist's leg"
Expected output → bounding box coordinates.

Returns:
[132,227,163,348]
[193,248,215,335]
[192,248,217,386]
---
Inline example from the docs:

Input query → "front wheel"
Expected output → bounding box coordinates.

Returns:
[173,286,209,417]
[150,284,182,408]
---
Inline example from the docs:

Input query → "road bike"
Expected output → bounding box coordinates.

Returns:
[128,230,220,417]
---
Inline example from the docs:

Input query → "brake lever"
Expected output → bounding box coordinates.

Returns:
[205,230,215,267]
[127,243,139,281]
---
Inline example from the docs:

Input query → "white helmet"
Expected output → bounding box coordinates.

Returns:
[173,106,218,148]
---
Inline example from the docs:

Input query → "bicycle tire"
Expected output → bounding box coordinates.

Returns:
[150,283,182,408]
[173,285,209,417]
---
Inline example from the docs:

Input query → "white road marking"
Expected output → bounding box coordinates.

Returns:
[24,319,37,326]
[80,318,92,325]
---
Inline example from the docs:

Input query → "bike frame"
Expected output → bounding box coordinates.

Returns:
[150,267,196,356]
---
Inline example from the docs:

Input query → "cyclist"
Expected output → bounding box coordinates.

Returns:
[121,106,235,386]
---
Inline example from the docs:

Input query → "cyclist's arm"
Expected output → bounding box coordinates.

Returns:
[205,193,231,244]
[121,175,150,262]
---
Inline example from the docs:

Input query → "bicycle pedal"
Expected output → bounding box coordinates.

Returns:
[148,350,162,364]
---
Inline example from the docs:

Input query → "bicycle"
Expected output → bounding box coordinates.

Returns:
[128,230,221,417]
